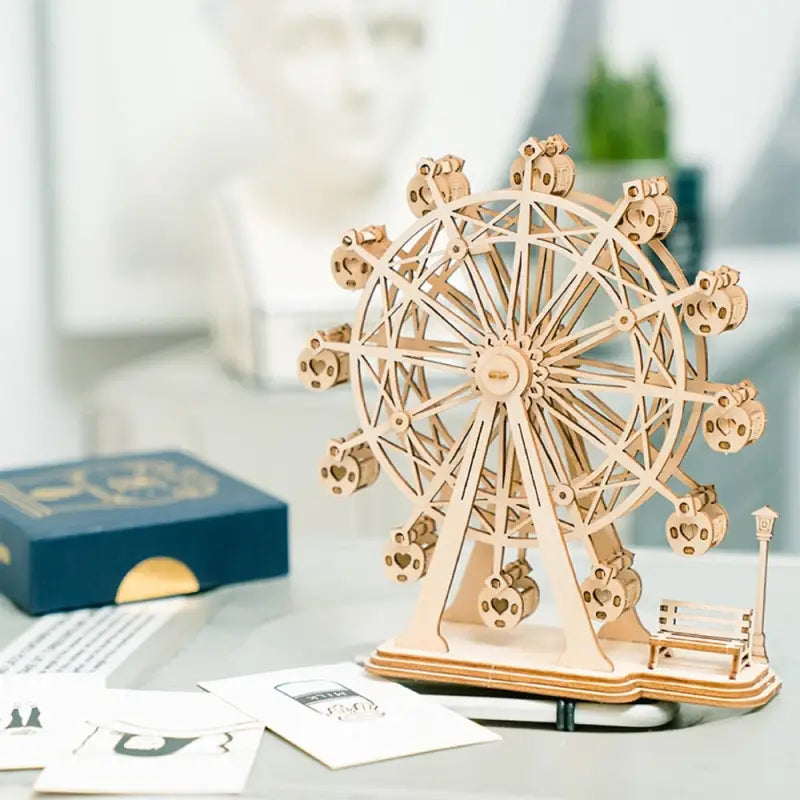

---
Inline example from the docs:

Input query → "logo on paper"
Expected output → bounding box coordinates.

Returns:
[3,703,43,735]
[275,680,384,722]
[73,722,244,758]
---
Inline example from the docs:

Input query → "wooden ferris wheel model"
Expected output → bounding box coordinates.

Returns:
[298,135,780,709]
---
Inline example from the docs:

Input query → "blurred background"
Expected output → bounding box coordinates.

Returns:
[2,0,799,549]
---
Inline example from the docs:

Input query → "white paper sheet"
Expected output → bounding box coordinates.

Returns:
[200,661,500,769]
[0,689,101,770]
[34,690,263,795]
[0,597,204,690]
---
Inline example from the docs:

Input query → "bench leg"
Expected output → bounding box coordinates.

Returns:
[648,643,657,670]
[729,650,741,680]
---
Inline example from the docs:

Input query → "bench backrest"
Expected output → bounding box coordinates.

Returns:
[657,599,752,643]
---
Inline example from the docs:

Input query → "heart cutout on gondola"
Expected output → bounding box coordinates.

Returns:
[679,522,698,540]
[593,588,612,606]
[330,465,347,482]
[697,299,719,321]
[491,597,509,615]
[715,416,735,436]
[393,553,411,569]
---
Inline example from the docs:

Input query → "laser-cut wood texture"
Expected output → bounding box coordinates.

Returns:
[298,135,780,708]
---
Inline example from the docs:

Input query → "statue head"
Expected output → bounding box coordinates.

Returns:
[212,0,427,195]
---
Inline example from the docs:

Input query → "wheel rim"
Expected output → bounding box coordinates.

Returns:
[350,189,701,541]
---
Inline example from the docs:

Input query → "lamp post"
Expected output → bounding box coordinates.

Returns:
[752,506,778,663]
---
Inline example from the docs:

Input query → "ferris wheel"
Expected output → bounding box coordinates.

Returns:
[298,135,765,672]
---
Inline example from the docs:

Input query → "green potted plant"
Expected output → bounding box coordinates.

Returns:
[583,57,668,167]
[578,56,703,280]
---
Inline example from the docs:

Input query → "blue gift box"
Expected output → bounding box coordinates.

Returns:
[0,451,288,614]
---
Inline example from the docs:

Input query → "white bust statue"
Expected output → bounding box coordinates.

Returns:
[208,0,428,383]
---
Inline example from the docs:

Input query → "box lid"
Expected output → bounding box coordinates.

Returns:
[0,450,282,539]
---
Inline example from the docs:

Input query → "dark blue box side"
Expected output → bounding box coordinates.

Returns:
[0,517,32,611]
[29,503,288,614]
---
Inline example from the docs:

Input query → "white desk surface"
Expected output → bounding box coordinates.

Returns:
[0,532,794,799]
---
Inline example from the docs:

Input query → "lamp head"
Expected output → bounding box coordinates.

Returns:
[752,505,778,539]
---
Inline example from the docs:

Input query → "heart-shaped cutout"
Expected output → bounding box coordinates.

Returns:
[679,522,698,540]
[343,255,360,273]
[715,415,735,436]
[310,358,326,376]
[698,300,717,319]
[330,465,347,482]
[394,552,411,569]
[490,597,509,615]
[593,588,612,606]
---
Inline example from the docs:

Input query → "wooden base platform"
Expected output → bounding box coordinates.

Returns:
[365,621,781,709]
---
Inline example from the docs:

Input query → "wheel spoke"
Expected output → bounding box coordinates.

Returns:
[544,388,678,505]
[541,273,601,344]
[531,201,596,258]
[544,317,622,364]
[405,379,478,422]
[548,365,713,405]
[549,383,676,493]
[426,273,485,331]
[355,223,485,348]
[563,383,674,455]
[528,229,612,343]
[540,253,695,361]
[356,222,446,344]
[376,262,485,346]
[529,204,557,321]
[377,435,434,490]
[505,196,534,334]
[529,404,571,485]
[463,254,506,335]
[432,209,503,337]
[328,339,473,376]
[605,241,657,303]
[453,201,520,239]
[356,355,398,428]
[582,460,616,525]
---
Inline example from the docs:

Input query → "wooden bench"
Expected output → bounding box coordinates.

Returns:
[648,600,753,680]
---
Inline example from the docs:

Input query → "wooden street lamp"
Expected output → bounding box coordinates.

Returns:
[752,505,778,663]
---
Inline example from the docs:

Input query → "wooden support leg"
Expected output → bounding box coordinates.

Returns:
[599,607,650,644]
[648,642,657,670]
[442,541,495,624]
[506,397,612,672]
[395,399,498,652]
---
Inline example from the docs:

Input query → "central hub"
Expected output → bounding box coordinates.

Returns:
[475,346,532,398]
